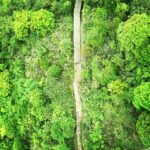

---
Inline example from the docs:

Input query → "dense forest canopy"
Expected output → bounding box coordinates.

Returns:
[0,0,150,150]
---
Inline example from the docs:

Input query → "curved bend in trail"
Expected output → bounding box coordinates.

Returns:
[73,0,82,150]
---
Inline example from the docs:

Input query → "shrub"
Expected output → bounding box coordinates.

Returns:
[115,3,128,14]
[0,16,12,49]
[33,0,51,9]
[115,2,128,19]
[30,9,55,36]
[108,80,127,95]
[13,10,30,39]
[136,112,150,147]
[84,7,108,49]
[0,70,10,97]
[130,0,150,15]
[51,104,75,142]
[51,0,72,15]
[117,14,150,64]
[133,82,150,111]
[48,65,62,78]
[0,0,11,14]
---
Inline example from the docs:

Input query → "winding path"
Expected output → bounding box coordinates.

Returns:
[73,0,82,150]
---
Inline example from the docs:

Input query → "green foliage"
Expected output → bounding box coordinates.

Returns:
[0,70,10,97]
[12,138,23,150]
[115,3,128,14]
[13,9,55,39]
[84,7,108,49]
[117,14,150,64]
[102,101,138,149]
[0,16,12,50]
[130,0,150,15]
[1,14,74,149]
[30,16,74,149]
[53,144,69,150]
[13,10,30,39]
[30,9,55,36]
[33,0,72,15]
[136,111,150,147]
[91,57,117,87]
[1,0,150,149]
[84,0,122,14]
[51,104,75,142]
[108,80,127,95]
[32,0,51,10]
[0,56,74,149]
[0,0,11,15]
[81,1,145,149]
[133,82,150,111]
[81,88,106,149]
[50,0,72,15]
[44,75,75,148]
[115,2,128,19]
[0,0,73,16]
[48,65,62,78]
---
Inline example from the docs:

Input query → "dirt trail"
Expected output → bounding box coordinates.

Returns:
[73,0,82,150]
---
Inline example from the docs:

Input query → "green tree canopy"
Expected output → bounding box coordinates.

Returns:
[136,111,150,147]
[133,82,150,111]
[117,14,150,65]
[13,9,55,39]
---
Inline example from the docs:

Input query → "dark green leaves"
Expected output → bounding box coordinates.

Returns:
[12,9,55,39]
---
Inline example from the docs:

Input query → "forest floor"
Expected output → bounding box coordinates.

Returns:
[73,0,82,150]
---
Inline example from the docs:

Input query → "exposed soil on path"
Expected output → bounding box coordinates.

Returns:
[73,0,82,150]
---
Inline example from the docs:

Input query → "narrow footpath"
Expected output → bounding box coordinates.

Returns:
[73,0,82,150]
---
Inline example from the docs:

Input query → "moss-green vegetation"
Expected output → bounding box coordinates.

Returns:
[81,0,150,149]
[13,9,55,39]
[0,1,75,149]
[0,0,150,149]
[136,111,150,147]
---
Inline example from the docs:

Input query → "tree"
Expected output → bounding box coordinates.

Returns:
[117,14,150,65]
[133,82,150,111]
[136,111,150,147]
[0,70,10,97]
[13,9,55,39]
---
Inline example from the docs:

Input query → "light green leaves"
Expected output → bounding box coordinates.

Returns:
[30,9,55,37]
[84,7,108,49]
[133,82,150,111]
[13,9,55,39]
[117,14,150,64]
[13,10,30,39]
[108,80,127,93]
[136,112,150,147]
[51,105,75,142]
[0,70,10,97]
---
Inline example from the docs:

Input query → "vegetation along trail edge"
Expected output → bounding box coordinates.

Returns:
[73,0,83,150]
